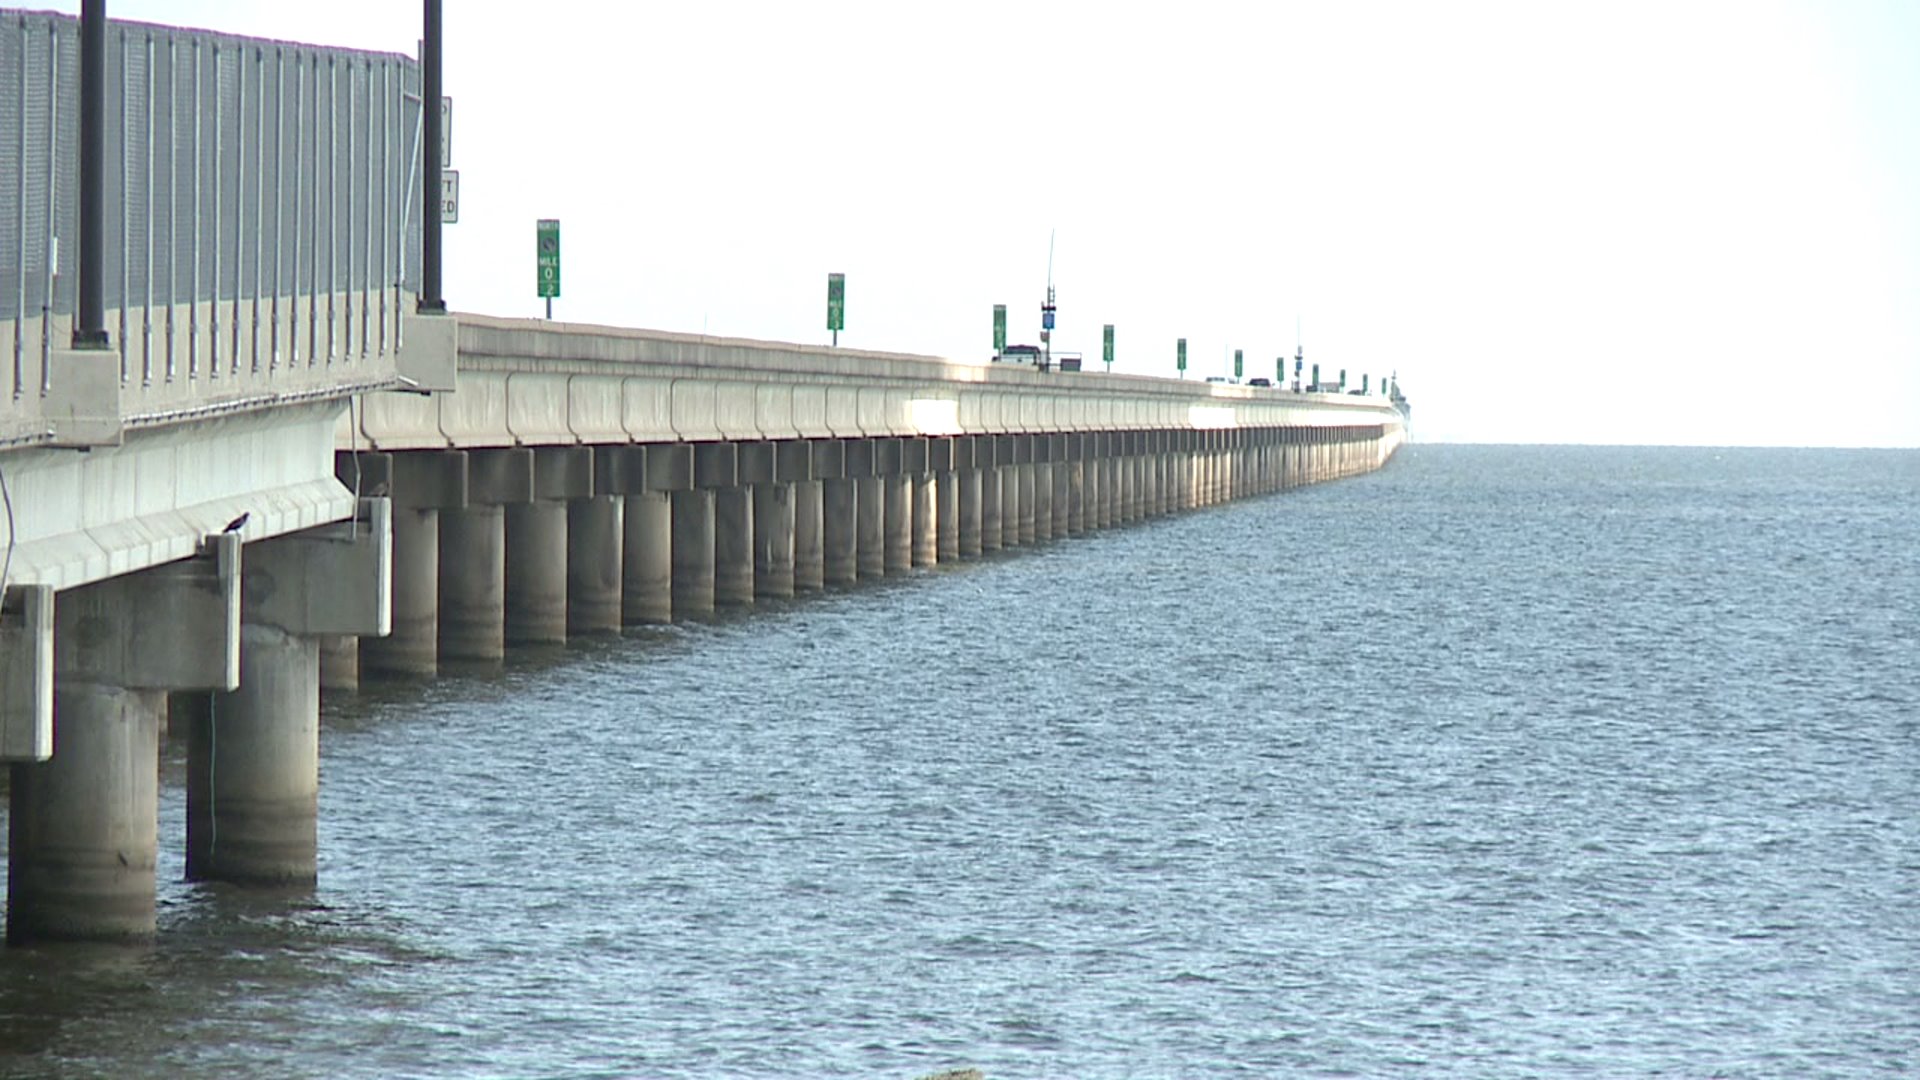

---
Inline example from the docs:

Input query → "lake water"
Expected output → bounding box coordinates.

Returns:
[1,444,1915,1078]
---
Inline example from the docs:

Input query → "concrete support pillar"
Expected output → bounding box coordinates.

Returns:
[856,475,886,579]
[1034,461,1055,543]
[912,473,938,567]
[1001,466,1021,548]
[567,495,624,635]
[883,473,912,573]
[1090,454,1109,529]
[793,480,824,591]
[361,506,438,677]
[622,491,673,624]
[958,468,983,557]
[753,482,796,599]
[979,466,1003,553]
[714,486,755,607]
[935,472,959,562]
[188,623,318,886]
[439,504,506,662]
[671,488,716,617]
[9,681,162,942]
[505,501,569,645]
[822,478,858,586]
[1017,463,1037,545]
[1048,460,1068,537]
[1068,459,1086,535]
[1126,455,1143,522]
[318,635,358,693]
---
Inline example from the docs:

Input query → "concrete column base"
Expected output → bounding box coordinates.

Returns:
[793,480,825,591]
[567,496,624,635]
[506,500,569,645]
[883,474,912,573]
[979,467,1003,553]
[912,473,938,566]
[361,506,438,678]
[187,624,318,887]
[936,471,960,562]
[8,681,162,943]
[958,467,982,557]
[753,482,796,599]
[821,478,858,586]
[856,475,885,579]
[623,491,672,625]
[671,488,717,617]
[714,487,755,607]
[440,503,506,663]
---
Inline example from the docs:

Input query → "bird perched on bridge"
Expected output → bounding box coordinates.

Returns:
[222,511,250,533]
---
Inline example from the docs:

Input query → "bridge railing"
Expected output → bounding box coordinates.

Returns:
[2,10,421,445]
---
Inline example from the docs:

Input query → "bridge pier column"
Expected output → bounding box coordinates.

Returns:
[883,470,912,574]
[671,488,716,617]
[188,623,318,886]
[1017,456,1037,546]
[505,501,568,644]
[1088,438,1108,529]
[856,475,886,579]
[958,456,983,558]
[934,456,959,566]
[1125,447,1143,522]
[714,486,755,607]
[1052,451,1071,534]
[567,495,624,634]
[913,472,938,566]
[11,541,240,943]
[1067,448,1086,536]
[822,478,858,586]
[623,491,673,623]
[1033,452,1054,543]
[440,504,506,662]
[793,479,824,591]
[11,681,163,942]
[360,451,463,678]
[979,460,1002,553]
[753,481,795,599]
[1000,461,1020,548]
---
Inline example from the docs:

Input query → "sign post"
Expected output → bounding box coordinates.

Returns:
[536,218,560,319]
[1176,338,1187,378]
[826,272,845,346]
[992,304,1006,355]
[1234,349,1243,381]
[1102,324,1114,371]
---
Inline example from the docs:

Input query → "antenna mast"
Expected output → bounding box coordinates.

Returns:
[1040,229,1057,372]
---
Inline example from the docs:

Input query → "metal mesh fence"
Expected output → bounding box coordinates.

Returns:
[2,10,421,390]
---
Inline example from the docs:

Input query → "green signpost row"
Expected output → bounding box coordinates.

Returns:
[993,304,1007,353]
[1177,338,1187,375]
[1234,349,1243,380]
[826,273,846,345]
[536,219,560,299]
[1102,324,1114,369]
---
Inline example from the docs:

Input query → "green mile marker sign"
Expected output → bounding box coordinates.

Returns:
[1177,338,1187,374]
[826,273,846,333]
[536,219,560,299]
[993,304,1007,352]
[1234,349,1243,379]
[1102,324,1114,369]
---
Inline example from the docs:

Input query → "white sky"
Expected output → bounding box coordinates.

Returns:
[71,1,1920,447]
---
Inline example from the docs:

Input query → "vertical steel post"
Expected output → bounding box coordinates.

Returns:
[74,0,109,348]
[418,0,444,313]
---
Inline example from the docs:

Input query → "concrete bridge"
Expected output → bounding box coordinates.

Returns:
[0,8,1406,945]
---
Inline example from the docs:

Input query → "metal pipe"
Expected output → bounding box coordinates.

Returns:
[326,54,336,364]
[418,0,443,313]
[252,45,263,373]
[210,41,222,378]
[15,18,28,397]
[142,31,153,386]
[117,26,128,379]
[165,31,175,381]
[41,20,60,392]
[361,59,373,358]
[228,43,241,375]
[306,51,317,367]
[74,0,109,349]
[189,37,199,379]
[378,59,389,356]
[271,45,282,370]
[345,56,355,360]
[293,50,305,366]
